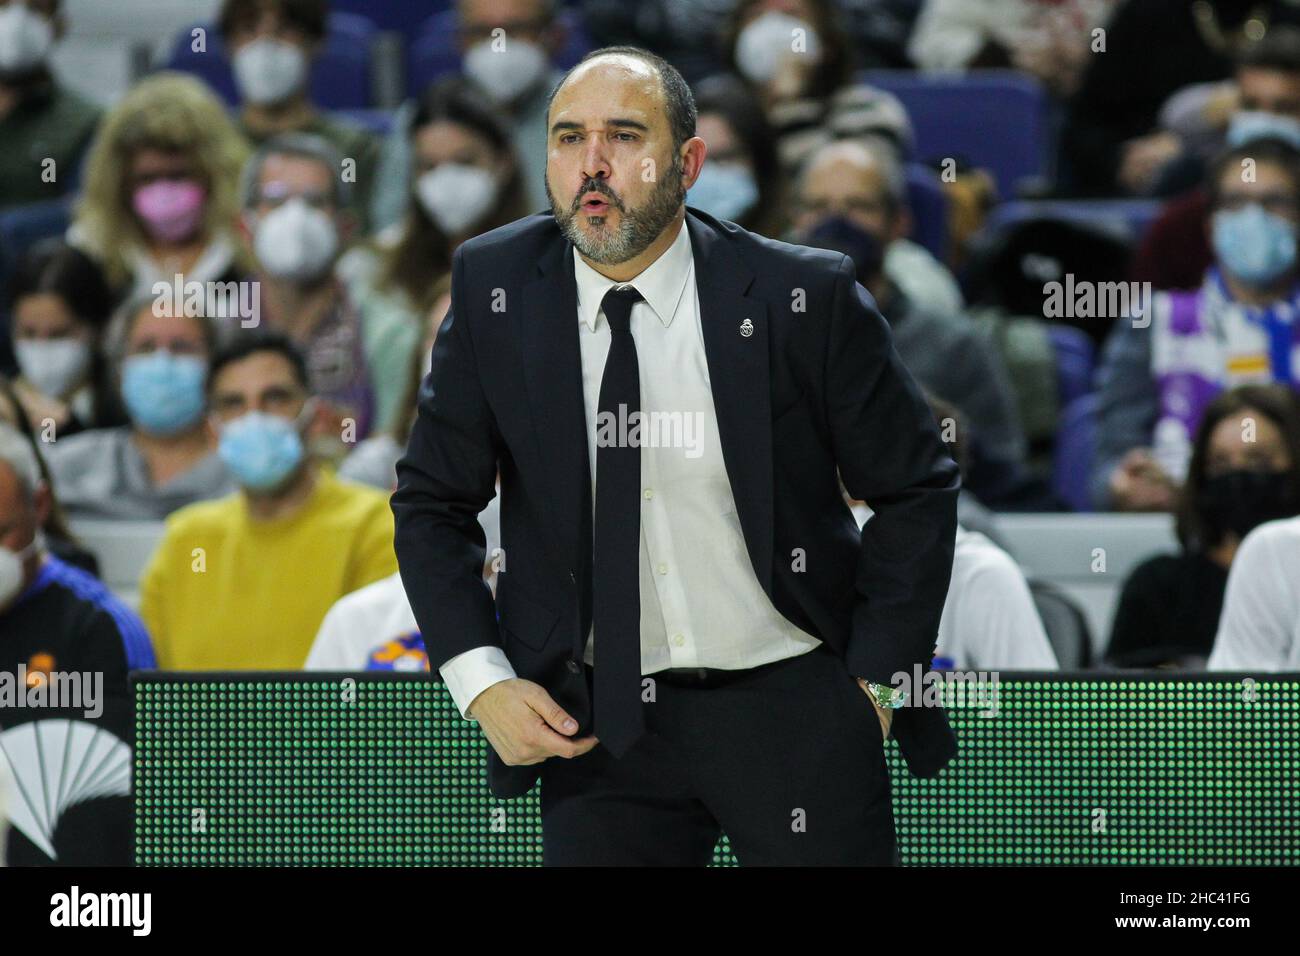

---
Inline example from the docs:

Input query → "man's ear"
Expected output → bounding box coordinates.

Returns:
[681,136,708,191]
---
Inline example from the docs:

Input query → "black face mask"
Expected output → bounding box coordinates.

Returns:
[1197,468,1298,541]
[801,215,886,285]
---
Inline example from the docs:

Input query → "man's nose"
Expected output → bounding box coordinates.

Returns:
[581,136,612,184]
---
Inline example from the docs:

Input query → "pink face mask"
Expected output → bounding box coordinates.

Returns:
[132,180,208,243]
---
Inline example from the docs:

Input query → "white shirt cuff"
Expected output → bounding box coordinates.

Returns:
[439,645,517,719]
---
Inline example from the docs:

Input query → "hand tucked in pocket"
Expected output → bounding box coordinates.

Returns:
[855,677,893,740]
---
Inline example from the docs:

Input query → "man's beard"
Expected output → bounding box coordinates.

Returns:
[547,158,685,265]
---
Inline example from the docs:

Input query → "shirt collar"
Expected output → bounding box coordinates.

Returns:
[574,216,693,332]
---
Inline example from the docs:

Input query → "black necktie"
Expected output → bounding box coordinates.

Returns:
[592,285,646,757]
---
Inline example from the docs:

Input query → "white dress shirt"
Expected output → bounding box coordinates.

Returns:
[440,217,821,718]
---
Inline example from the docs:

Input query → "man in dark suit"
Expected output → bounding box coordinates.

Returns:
[392,45,959,866]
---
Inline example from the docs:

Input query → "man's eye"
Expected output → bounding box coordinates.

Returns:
[560,134,580,144]
[613,132,637,141]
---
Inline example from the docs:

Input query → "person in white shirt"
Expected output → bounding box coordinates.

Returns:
[303,573,423,672]
[936,527,1058,671]
[305,496,501,671]
[852,500,1057,671]
[851,391,1057,672]
[1207,515,1300,670]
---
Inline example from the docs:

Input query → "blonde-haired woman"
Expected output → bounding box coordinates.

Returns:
[70,71,251,304]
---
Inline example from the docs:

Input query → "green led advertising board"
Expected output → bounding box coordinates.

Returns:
[133,673,1299,866]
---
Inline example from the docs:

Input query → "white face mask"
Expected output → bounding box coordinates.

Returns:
[0,537,40,610]
[232,37,308,106]
[15,338,93,399]
[463,37,548,105]
[0,4,53,75]
[734,11,821,86]
[253,197,339,283]
[416,163,499,236]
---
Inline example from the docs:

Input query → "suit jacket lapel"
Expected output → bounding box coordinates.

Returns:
[515,231,590,583]
[686,210,774,595]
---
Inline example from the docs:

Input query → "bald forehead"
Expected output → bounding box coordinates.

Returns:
[551,54,665,121]
[565,53,659,92]
[802,148,886,196]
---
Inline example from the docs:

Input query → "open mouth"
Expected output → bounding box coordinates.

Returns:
[580,192,613,215]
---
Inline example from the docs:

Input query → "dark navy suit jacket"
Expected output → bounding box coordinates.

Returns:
[392,207,960,798]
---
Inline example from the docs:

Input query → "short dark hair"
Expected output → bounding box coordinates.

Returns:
[693,73,778,183]
[1177,383,1300,551]
[546,45,697,152]
[207,331,311,395]
[414,76,514,158]
[6,239,113,331]
[1238,26,1300,74]
[1206,135,1300,206]
[218,0,329,43]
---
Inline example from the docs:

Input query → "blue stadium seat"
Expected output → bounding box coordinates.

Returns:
[1053,392,1100,513]
[984,199,1163,246]
[1046,322,1096,408]
[329,0,454,37]
[408,8,592,97]
[0,198,73,304]
[162,13,377,110]
[859,70,1052,200]
[904,163,948,261]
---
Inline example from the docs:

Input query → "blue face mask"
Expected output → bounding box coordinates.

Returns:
[1226,110,1300,151]
[1212,203,1298,287]
[687,162,759,223]
[217,407,309,492]
[120,351,207,436]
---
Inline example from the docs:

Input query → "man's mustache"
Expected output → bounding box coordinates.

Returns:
[572,182,625,212]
